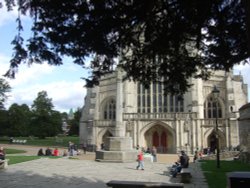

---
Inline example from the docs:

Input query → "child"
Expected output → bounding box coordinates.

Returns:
[136,151,144,170]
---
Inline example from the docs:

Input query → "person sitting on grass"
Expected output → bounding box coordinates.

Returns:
[37,148,44,156]
[53,148,59,156]
[45,147,52,156]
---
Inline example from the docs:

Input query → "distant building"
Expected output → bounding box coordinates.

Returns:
[80,69,248,154]
[68,108,74,120]
[62,120,70,134]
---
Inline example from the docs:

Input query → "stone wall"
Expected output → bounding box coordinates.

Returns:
[238,103,250,163]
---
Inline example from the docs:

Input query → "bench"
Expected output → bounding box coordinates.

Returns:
[107,180,184,188]
[180,168,192,183]
[12,139,27,144]
[0,159,9,169]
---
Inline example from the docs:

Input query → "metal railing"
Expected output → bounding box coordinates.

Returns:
[123,112,197,120]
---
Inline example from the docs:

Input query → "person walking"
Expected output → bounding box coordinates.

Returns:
[136,151,144,170]
[151,146,157,162]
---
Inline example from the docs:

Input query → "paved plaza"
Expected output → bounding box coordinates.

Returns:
[0,144,208,188]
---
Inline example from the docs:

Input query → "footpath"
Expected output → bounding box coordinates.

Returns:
[0,144,208,188]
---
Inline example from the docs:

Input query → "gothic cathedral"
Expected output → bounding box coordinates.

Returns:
[80,69,248,154]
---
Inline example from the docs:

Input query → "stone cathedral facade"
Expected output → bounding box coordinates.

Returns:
[80,69,248,154]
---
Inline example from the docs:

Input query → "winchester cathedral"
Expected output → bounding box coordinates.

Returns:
[80,68,248,155]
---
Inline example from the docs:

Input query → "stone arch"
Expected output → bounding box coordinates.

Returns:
[140,121,176,154]
[97,128,113,150]
[204,94,226,118]
[204,127,226,153]
[100,96,116,120]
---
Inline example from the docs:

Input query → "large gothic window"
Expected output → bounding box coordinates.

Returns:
[204,97,222,118]
[103,99,116,120]
[137,82,184,113]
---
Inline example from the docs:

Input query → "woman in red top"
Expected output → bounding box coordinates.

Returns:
[136,151,144,170]
[53,148,59,156]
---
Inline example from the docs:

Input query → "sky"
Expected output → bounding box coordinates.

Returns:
[0,3,88,113]
[0,2,250,113]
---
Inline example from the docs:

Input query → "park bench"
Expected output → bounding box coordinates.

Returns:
[107,180,184,188]
[180,168,192,183]
[0,159,9,169]
[12,139,27,144]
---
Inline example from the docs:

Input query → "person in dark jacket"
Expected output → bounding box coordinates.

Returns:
[37,148,44,156]
[171,151,189,177]
[45,147,52,156]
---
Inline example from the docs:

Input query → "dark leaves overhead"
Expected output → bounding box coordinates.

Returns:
[3,0,250,94]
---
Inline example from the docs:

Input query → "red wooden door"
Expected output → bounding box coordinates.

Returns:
[161,132,167,147]
[153,131,159,147]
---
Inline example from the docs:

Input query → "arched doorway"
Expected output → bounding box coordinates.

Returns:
[208,133,217,154]
[102,130,113,150]
[144,124,173,153]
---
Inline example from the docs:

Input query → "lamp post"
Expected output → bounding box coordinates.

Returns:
[212,85,220,168]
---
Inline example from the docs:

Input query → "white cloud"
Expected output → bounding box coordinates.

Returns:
[0,1,31,27]
[0,2,16,26]
[6,80,85,113]
[0,53,86,113]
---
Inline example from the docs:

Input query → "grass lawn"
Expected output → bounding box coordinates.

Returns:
[3,148,38,165]
[0,136,79,148]
[6,156,42,165]
[6,156,62,165]
[5,148,27,154]
[201,160,250,188]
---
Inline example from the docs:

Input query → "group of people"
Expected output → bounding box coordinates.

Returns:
[135,145,158,170]
[68,141,81,156]
[37,141,88,157]
[37,147,66,157]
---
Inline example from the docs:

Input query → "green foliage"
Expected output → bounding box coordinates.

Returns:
[0,78,11,109]
[2,1,250,94]
[0,110,9,136]
[201,160,250,188]
[7,103,32,137]
[68,108,81,136]
[30,91,62,138]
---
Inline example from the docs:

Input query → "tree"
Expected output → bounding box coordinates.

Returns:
[0,78,11,109]
[30,91,62,138]
[0,109,9,136]
[68,108,82,136]
[8,103,31,136]
[2,0,250,94]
